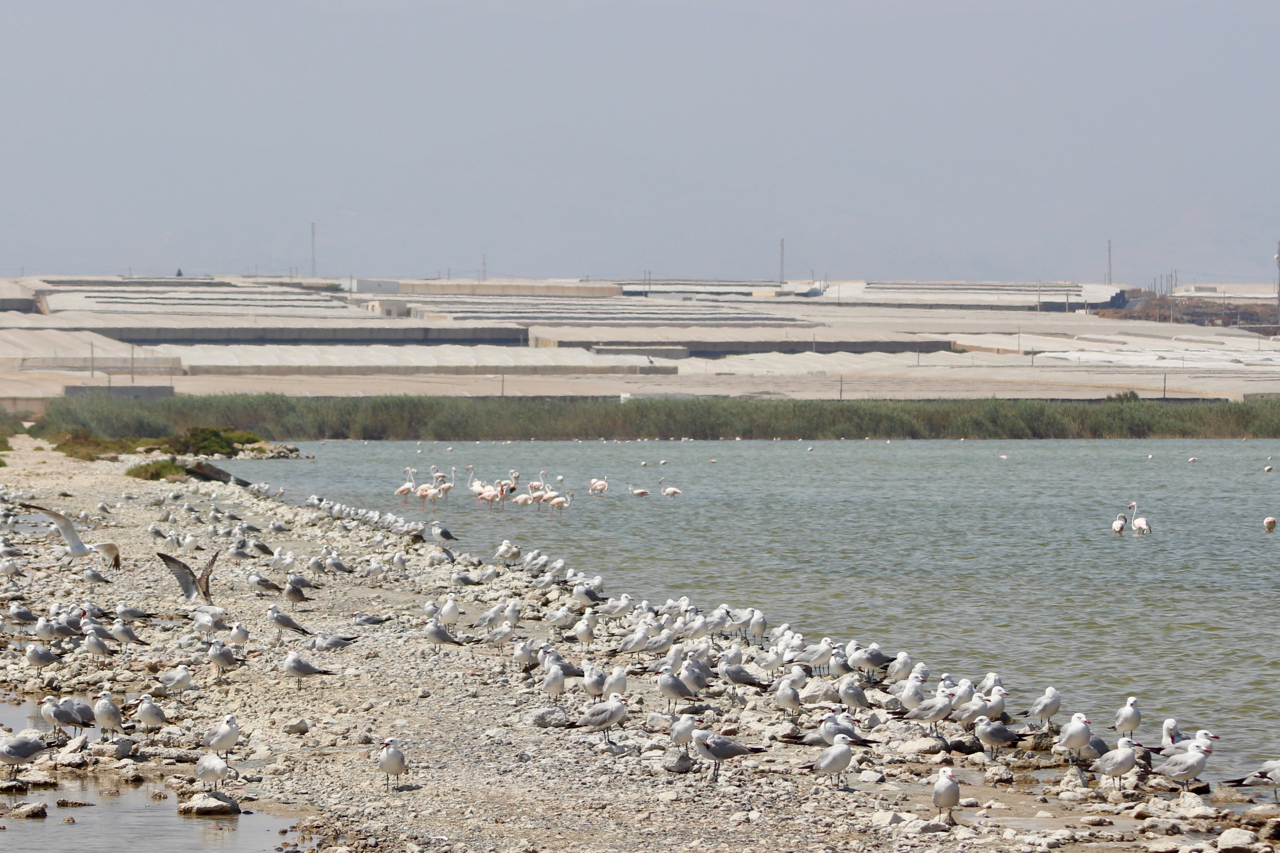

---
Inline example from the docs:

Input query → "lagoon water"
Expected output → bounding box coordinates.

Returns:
[0,696,294,852]
[225,438,1280,778]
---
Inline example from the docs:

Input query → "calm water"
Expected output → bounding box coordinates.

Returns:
[226,438,1280,778]
[0,697,294,852]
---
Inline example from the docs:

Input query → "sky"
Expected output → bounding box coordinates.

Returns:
[1,1,1277,286]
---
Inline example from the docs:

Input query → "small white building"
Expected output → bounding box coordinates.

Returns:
[365,299,409,318]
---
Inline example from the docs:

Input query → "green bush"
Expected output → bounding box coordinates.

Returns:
[125,459,187,480]
[166,426,237,456]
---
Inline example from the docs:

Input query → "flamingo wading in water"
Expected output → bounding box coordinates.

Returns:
[1129,501,1152,535]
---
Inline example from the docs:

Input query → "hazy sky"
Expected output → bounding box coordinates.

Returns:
[2,2,1277,285]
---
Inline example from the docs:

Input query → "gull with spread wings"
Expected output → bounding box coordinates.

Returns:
[20,503,120,568]
[159,551,218,604]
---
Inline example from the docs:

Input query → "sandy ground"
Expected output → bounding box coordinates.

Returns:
[0,436,1277,853]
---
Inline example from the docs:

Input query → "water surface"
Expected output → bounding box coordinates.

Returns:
[225,437,1280,778]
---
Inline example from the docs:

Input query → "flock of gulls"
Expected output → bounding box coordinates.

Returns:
[0,453,1276,841]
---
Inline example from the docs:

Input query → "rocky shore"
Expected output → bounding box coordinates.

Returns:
[0,432,1277,853]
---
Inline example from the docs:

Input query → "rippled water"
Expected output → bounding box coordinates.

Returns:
[0,696,293,852]
[225,437,1280,778]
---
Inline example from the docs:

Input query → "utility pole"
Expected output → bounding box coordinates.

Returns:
[482,255,486,282]
[1274,240,1279,326]
[779,238,785,284]
[311,223,316,278]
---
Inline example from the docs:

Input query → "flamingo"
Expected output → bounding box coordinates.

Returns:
[628,484,650,497]
[432,466,449,483]
[548,491,574,514]
[394,468,417,503]
[529,471,548,491]
[1266,517,1276,533]
[1112,513,1127,535]
[437,467,456,501]
[1129,502,1152,535]
[659,477,682,498]
[589,476,609,496]
[511,493,534,509]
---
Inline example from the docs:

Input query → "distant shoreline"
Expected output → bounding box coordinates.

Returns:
[22,392,1280,442]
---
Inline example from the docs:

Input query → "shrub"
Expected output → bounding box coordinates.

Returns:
[166,426,237,456]
[125,459,187,481]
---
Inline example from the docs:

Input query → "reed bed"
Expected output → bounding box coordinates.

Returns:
[28,392,1280,442]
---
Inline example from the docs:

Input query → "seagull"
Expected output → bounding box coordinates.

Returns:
[156,664,193,696]
[268,604,312,635]
[1223,761,1280,802]
[1089,738,1141,790]
[1055,713,1092,761]
[657,665,698,712]
[25,644,60,672]
[283,650,335,690]
[39,695,81,733]
[1153,741,1212,789]
[115,600,154,623]
[1111,696,1140,737]
[311,634,358,651]
[247,571,283,593]
[1159,730,1219,757]
[284,583,312,609]
[92,691,126,741]
[932,767,960,824]
[423,620,465,651]
[109,619,150,647]
[378,738,408,791]
[0,736,49,778]
[133,694,169,732]
[807,733,855,788]
[690,729,764,783]
[202,714,240,757]
[20,504,120,567]
[670,714,698,754]
[430,521,458,546]
[568,693,628,744]
[207,640,239,683]
[1018,686,1061,732]
[195,753,238,790]
[974,715,1024,757]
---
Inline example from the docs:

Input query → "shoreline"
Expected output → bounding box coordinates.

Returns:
[1,435,1277,853]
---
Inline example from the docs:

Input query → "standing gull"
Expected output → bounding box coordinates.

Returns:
[807,733,855,788]
[932,768,960,824]
[1111,696,1141,738]
[568,693,627,744]
[1055,713,1092,762]
[378,739,408,791]
[268,604,313,636]
[691,729,765,783]
[1089,738,1141,790]
[1018,686,1061,732]
[1153,741,1212,789]
[284,650,335,690]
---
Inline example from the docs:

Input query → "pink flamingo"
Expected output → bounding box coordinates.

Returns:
[659,477,681,497]
[589,476,609,496]
[628,484,650,497]
[1265,516,1276,533]
[511,493,534,509]
[394,468,417,503]
[1112,513,1127,535]
[548,490,574,514]
[437,467,456,501]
